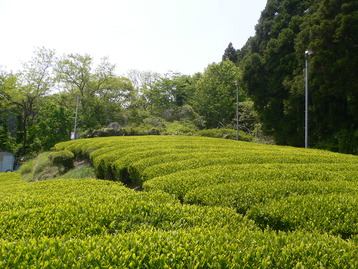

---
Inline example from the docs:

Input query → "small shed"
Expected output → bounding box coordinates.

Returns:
[0,150,15,172]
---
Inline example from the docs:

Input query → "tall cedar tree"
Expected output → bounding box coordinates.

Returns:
[239,0,357,153]
[222,42,238,63]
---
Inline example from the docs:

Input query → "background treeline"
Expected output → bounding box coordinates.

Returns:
[1,51,256,158]
[230,0,357,153]
[1,0,357,157]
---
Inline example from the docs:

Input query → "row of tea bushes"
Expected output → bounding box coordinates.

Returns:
[183,180,358,238]
[1,227,357,268]
[54,136,358,184]
[143,162,358,200]
[1,173,357,268]
[247,193,358,238]
[183,180,358,214]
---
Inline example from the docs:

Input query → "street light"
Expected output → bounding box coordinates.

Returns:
[71,96,79,140]
[235,81,239,141]
[305,50,313,148]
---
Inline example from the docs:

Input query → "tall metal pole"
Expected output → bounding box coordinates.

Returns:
[235,81,239,141]
[305,50,312,148]
[73,96,79,140]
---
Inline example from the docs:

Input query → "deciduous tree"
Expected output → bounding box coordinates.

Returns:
[11,47,55,155]
[192,60,241,128]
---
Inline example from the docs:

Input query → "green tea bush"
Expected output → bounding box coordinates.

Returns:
[0,225,357,268]
[184,180,358,214]
[127,149,238,183]
[247,194,358,238]
[144,162,358,200]
[58,136,357,175]
[140,151,348,182]
[0,172,22,187]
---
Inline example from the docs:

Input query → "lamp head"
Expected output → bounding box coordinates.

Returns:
[305,50,313,56]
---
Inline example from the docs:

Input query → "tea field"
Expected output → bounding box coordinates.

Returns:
[1,135,357,267]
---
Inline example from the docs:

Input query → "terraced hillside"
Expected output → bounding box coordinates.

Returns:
[1,136,357,267]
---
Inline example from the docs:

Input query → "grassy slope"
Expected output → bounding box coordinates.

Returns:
[19,152,96,181]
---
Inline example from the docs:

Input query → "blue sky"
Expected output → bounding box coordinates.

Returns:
[0,0,267,75]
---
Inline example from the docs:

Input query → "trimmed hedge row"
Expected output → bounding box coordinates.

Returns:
[1,228,357,268]
[248,193,358,238]
[183,180,358,214]
[143,162,358,200]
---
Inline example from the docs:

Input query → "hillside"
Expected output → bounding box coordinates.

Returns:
[1,136,357,267]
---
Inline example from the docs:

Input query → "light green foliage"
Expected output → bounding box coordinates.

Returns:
[184,180,358,214]
[0,176,251,240]
[0,227,357,268]
[11,48,55,155]
[1,172,357,267]
[164,120,197,135]
[2,136,357,266]
[146,162,358,200]
[247,193,358,239]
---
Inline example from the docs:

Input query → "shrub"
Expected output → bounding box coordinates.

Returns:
[196,128,253,141]
[164,121,196,135]
[48,150,74,173]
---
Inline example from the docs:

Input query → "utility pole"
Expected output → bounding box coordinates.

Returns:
[305,50,313,148]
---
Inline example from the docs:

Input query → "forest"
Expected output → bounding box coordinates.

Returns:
[0,0,357,157]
